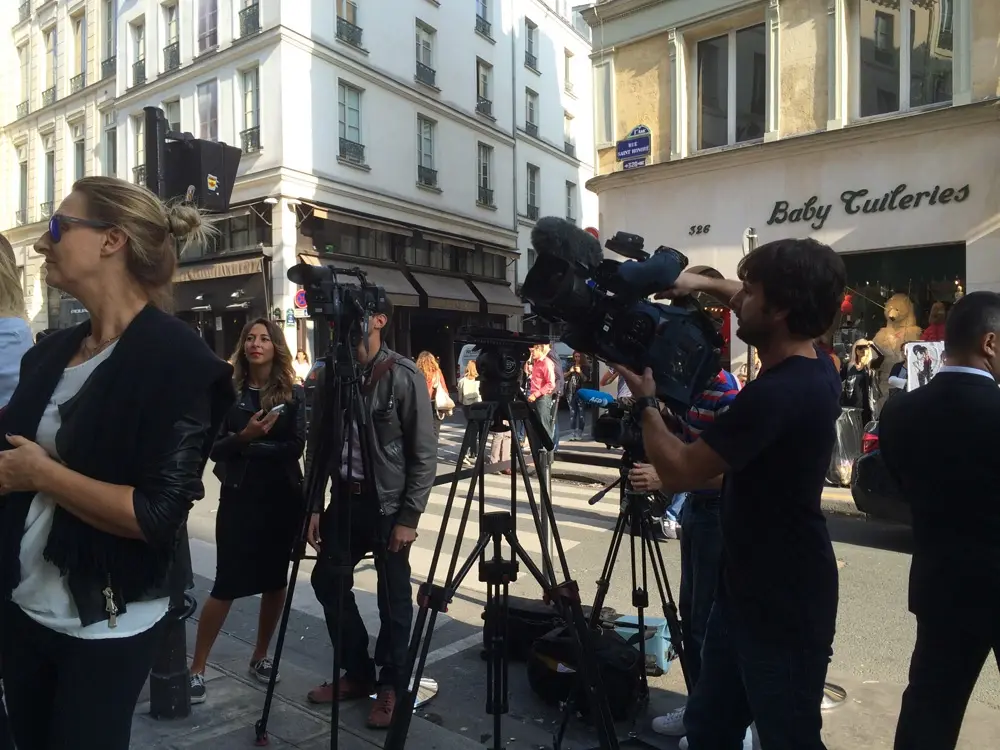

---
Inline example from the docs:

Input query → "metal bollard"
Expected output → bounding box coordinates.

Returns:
[148,592,197,720]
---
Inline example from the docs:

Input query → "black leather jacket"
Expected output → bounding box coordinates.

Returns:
[211,386,306,490]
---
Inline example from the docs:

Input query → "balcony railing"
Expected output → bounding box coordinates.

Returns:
[525,122,538,138]
[16,101,29,119]
[417,165,437,188]
[337,17,363,47]
[15,209,27,227]
[564,141,576,158]
[70,72,86,93]
[239,3,260,39]
[39,201,53,220]
[131,59,146,88]
[241,126,261,154]
[102,56,117,80]
[133,165,146,187]
[939,28,953,51]
[476,96,492,117]
[164,41,180,72]
[475,14,491,37]
[525,52,538,70]
[41,86,56,108]
[339,137,365,165]
[477,186,494,207]
[526,204,539,220]
[416,61,436,87]
[17,2,29,24]
[566,216,576,224]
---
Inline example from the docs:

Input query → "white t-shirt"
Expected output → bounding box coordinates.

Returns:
[11,342,170,640]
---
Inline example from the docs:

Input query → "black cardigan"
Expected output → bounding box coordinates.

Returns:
[0,306,234,620]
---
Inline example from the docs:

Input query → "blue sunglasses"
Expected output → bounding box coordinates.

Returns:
[48,213,115,244]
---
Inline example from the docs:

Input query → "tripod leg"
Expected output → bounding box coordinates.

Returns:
[642,517,690,694]
[589,507,630,629]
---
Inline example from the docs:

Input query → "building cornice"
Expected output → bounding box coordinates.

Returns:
[586,100,1000,194]
[580,0,665,25]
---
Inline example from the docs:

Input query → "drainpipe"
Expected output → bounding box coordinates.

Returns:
[509,0,520,320]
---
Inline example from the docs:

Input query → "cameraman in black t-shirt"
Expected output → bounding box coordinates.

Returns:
[615,238,846,750]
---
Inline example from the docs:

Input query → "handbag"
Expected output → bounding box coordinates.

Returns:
[434,382,456,414]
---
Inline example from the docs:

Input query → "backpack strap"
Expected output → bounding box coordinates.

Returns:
[364,355,400,397]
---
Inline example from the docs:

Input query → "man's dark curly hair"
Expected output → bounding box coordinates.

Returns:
[736,238,846,339]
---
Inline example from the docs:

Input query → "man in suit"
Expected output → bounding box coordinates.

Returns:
[880,291,1000,750]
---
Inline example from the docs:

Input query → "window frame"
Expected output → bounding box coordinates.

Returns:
[593,60,615,146]
[565,181,576,221]
[415,21,434,67]
[72,13,86,77]
[103,0,116,60]
[476,0,488,21]
[133,19,146,64]
[477,142,492,190]
[563,49,574,91]
[44,27,57,89]
[164,3,179,45]
[104,118,118,177]
[337,0,358,24]
[18,44,29,102]
[163,99,181,132]
[196,79,219,141]
[198,0,219,54]
[19,161,29,214]
[338,82,363,144]
[133,114,145,169]
[477,59,492,101]
[526,164,539,210]
[44,150,56,205]
[242,66,260,131]
[525,19,537,57]
[417,116,434,169]
[525,88,538,127]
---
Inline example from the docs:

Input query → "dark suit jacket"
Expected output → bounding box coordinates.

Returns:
[879,371,1000,619]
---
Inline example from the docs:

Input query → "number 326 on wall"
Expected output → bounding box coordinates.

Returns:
[689,224,711,236]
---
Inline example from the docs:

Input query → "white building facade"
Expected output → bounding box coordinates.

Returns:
[0,0,597,376]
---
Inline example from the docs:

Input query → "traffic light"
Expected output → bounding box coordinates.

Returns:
[142,106,241,211]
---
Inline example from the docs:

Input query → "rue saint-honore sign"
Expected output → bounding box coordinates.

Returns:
[767,183,971,231]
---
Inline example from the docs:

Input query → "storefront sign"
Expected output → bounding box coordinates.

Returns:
[616,125,651,161]
[767,183,972,231]
[622,157,646,170]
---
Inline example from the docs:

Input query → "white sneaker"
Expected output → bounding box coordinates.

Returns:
[677,725,754,750]
[651,706,686,736]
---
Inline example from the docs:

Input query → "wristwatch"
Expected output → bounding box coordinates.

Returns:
[632,396,660,417]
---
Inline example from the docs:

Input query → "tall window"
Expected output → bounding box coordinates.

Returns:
[44,150,56,207]
[525,89,538,131]
[696,24,766,150]
[75,138,86,181]
[417,116,434,186]
[477,60,492,101]
[104,0,116,59]
[72,14,86,77]
[104,112,117,176]
[44,28,57,90]
[416,22,434,68]
[18,161,28,218]
[525,19,538,67]
[526,164,539,212]
[337,0,358,24]
[242,67,260,131]
[164,4,179,44]
[164,100,181,131]
[134,115,145,168]
[564,50,574,92]
[17,45,29,103]
[133,21,146,64]
[856,0,953,117]
[198,0,218,53]
[477,143,493,205]
[197,80,219,140]
[565,182,576,222]
[338,83,362,144]
[594,62,613,143]
[476,0,488,21]
[563,111,573,143]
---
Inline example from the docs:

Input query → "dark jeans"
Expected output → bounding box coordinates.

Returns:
[1,602,162,750]
[462,405,480,458]
[532,395,555,443]
[894,613,1000,750]
[311,496,413,692]
[684,598,831,749]
[679,495,723,687]
[568,399,586,434]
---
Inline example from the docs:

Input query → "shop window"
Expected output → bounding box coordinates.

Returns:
[855,0,953,118]
[695,23,766,150]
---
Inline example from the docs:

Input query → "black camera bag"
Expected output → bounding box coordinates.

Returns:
[526,625,643,720]
[480,596,617,662]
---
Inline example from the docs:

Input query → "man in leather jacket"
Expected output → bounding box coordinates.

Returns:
[302,299,436,729]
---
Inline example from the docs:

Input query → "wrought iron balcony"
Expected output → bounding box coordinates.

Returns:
[417,165,437,188]
[239,3,260,39]
[241,126,261,154]
[163,41,180,72]
[70,72,86,93]
[526,204,539,220]
[525,122,538,138]
[525,52,538,70]
[416,61,436,87]
[16,101,28,119]
[564,141,576,158]
[131,59,146,88]
[939,29,953,51]
[565,80,574,95]
[41,86,56,108]
[477,186,494,207]
[101,56,117,80]
[15,209,27,227]
[476,96,492,117]
[133,165,146,187]
[39,201,53,220]
[18,2,29,24]
[336,17,363,47]
[475,14,491,37]
[339,138,365,165]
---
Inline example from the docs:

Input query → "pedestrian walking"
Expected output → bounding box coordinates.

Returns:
[0,177,233,750]
[565,351,591,440]
[416,351,452,441]
[188,318,306,704]
[457,360,482,465]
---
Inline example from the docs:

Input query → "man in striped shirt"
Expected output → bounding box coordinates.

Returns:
[629,368,743,744]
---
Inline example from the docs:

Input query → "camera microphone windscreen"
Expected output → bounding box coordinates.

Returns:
[577,388,616,407]
[531,217,604,270]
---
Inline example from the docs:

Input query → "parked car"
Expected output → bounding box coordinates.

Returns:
[850,421,912,525]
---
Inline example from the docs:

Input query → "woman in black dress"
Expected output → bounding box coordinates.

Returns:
[841,338,884,427]
[188,318,305,703]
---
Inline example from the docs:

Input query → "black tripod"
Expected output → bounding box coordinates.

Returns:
[554,450,689,750]
[385,394,620,750]
[254,314,388,749]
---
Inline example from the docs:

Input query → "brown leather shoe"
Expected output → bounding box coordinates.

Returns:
[307,676,376,704]
[367,686,396,729]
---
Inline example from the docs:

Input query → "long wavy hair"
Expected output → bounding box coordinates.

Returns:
[0,233,25,319]
[416,350,443,387]
[230,318,295,410]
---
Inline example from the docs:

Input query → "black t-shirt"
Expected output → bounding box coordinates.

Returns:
[700,354,841,648]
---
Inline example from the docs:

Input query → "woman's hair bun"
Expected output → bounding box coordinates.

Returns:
[165,202,217,256]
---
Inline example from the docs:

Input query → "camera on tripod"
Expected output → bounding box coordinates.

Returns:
[287,263,388,342]
[521,218,723,414]
[592,401,645,456]
[455,326,549,403]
